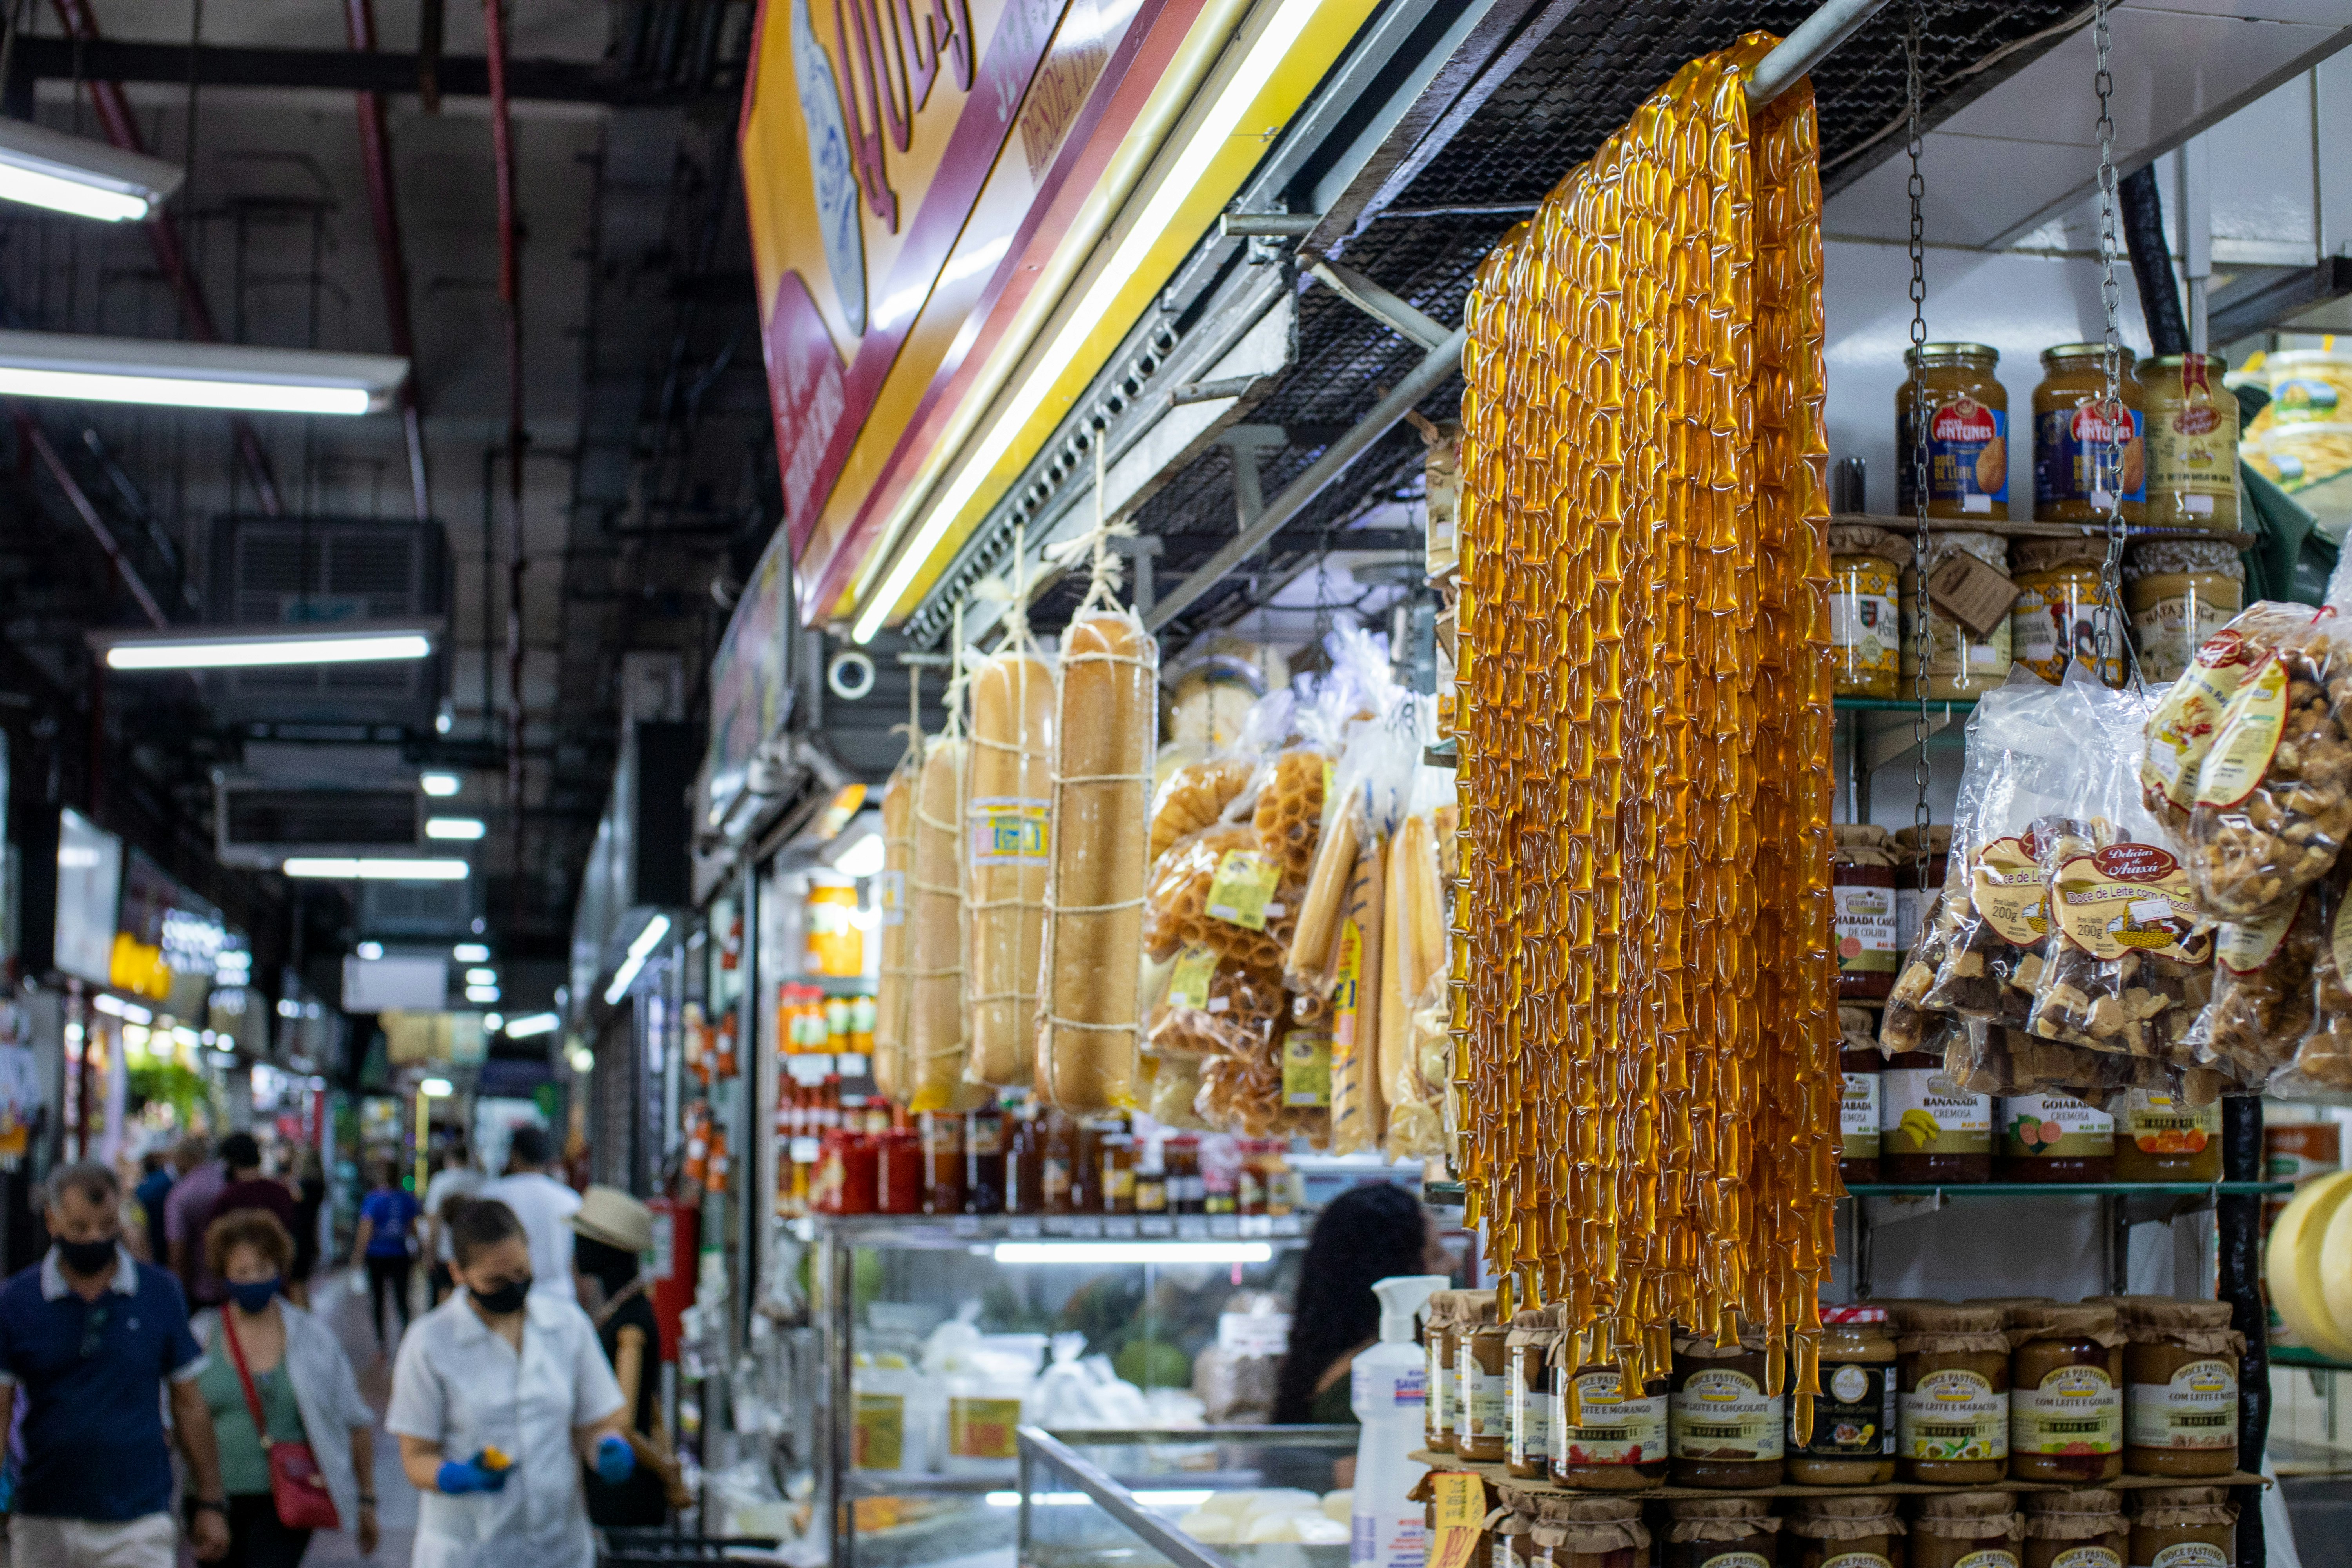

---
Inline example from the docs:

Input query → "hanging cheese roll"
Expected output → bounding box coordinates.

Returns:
[964,649,1055,1087]
[870,760,917,1105]
[909,735,980,1112]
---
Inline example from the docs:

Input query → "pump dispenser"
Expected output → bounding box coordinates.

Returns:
[1351,1274,1449,1568]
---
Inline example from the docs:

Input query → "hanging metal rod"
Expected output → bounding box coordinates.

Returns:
[1748,0,1891,107]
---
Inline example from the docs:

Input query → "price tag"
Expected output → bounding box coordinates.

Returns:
[1167,946,1217,1012]
[1926,549,2020,637]
[1428,1473,1487,1568]
[1207,850,1279,931]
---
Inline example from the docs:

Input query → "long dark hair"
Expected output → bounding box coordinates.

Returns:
[1272,1183,1436,1423]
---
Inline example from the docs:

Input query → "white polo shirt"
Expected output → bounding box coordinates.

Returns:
[479,1171,582,1303]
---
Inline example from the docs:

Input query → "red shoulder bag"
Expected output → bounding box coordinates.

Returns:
[221,1312,342,1531]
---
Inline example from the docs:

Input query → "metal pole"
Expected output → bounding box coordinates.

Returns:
[1746,0,1891,109]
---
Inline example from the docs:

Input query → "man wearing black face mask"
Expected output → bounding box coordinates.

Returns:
[0,1162,230,1565]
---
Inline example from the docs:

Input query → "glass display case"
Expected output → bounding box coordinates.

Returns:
[1016,1426,1359,1568]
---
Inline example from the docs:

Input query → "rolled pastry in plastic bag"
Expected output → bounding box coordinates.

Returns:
[1151,755,1256,862]
[910,735,982,1112]
[1035,607,1157,1113]
[1145,824,1299,972]
[964,648,1054,1088]
[1325,835,1386,1156]
[871,759,916,1104]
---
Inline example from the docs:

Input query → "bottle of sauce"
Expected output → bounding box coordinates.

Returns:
[1425,1292,1459,1454]
[1040,1112,1077,1216]
[1998,1091,2116,1182]
[2121,1299,2243,1477]
[1165,1136,1205,1215]
[918,1111,965,1216]
[1507,1308,1560,1480]
[1892,1303,2011,1483]
[1840,1009,1883,1183]
[2009,1303,2125,1481]
[1099,1127,1137,1215]
[1662,1500,1780,1568]
[1882,1051,1993,1183]
[1911,1493,2024,1568]
[875,1126,922,1214]
[2127,1488,2236,1568]
[1898,342,2011,520]
[1005,1100,1044,1214]
[1457,1295,1509,1462]
[1668,1329,1784,1488]
[1553,1343,1670,1489]
[1789,1304,1897,1484]
[1783,1497,1906,1568]
[964,1104,1007,1215]
[2114,1089,2223,1183]
[2024,1490,2127,1568]
[1526,1498,1648,1568]
[1134,1139,1168,1217]
[1069,1119,1104,1214]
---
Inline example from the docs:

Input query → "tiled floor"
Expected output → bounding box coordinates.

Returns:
[302,1265,424,1566]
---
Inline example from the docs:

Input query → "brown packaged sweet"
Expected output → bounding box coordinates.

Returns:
[1940,1022,2117,1098]
[2141,602,2320,840]
[2197,882,2326,1088]
[1883,869,1968,1054]
[2026,823,2213,1063]
[1928,812,2076,1029]
[2280,861,2352,1092]
[2183,617,2352,919]
[1150,756,1255,863]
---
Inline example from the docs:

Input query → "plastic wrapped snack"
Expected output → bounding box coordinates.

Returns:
[1198,1016,1319,1141]
[2183,615,2352,919]
[1146,945,1286,1060]
[1144,1054,1214,1130]
[1145,824,1299,972]
[1326,837,1386,1156]
[2141,601,2317,840]
[1036,607,1157,1113]
[1253,749,1327,884]
[1151,755,1256,863]
[1882,878,1964,1053]
[2025,818,2215,1063]
[1941,1022,2116,1097]
[2196,885,2325,1088]
[909,735,978,1112]
[871,759,916,1105]
[2276,864,2352,1094]
[964,648,1055,1089]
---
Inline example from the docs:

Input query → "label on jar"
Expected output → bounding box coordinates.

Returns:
[1428,1338,1454,1435]
[1822,1556,1895,1568]
[2036,401,2147,510]
[1904,603,2014,682]
[2131,585,2238,684]
[1899,1367,2008,1459]
[1670,1368,1785,1461]
[2014,1363,2121,1453]
[2148,1545,2230,1568]
[1842,1073,1881,1161]
[967,1117,1006,1156]
[2150,396,2236,498]
[2128,1359,2238,1449]
[1833,558,1902,678]
[855,1391,906,1469]
[1902,398,2009,512]
[1495,1539,1526,1568]
[1970,835,2050,944]
[2145,628,2281,806]
[948,1396,1024,1459]
[2194,654,2290,809]
[1836,881,1900,975]
[2120,1089,2220,1157]
[1699,1555,1771,1568]
[2051,843,2208,964]
[1462,1356,1508,1439]
[2012,579,2122,683]
[1509,1364,1552,1467]
[1882,1068,1993,1156]
[1560,1372,1668,1465]
[1950,1552,2020,1568]
[2217,897,2300,975]
[2001,1093,2115,1159]
[1793,1360,1894,1455]
[2052,1551,2121,1568]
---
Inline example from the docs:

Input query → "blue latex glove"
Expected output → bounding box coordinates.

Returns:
[595,1434,636,1484]
[437,1454,511,1495]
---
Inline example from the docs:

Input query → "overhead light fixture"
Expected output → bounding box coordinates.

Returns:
[426,817,486,840]
[483,1013,504,1033]
[0,328,406,416]
[420,772,462,797]
[604,913,673,1004]
[833,830,886,879]
[465,984,501,1004]
[91,993,155,1025]
[283,857,470,881]
[566,1043,595,1074]
[507,1011,561,1038]
[355,941,385,960]
[465,967,498,985]
[849,0,1325,643]
[0,118,183,223]
[992,1241,1274,1265]
[452,942,491,963]
[93,622,436,671]
[419,1077,454,1098]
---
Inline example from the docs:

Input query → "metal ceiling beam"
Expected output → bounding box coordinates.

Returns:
[11,36,720,103]
[346,0,430,524]
[14,409,168,628]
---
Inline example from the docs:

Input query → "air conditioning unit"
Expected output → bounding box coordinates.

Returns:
[214,743,420,869]
[360,876,481,939]
[204,515,450,729]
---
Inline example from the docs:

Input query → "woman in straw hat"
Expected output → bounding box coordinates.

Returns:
[566,1187,687,1525]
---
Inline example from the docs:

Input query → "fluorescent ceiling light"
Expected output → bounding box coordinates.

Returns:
[465,984,501,1004]
[0,118,183,222]
[483,1013,504,1033]
[426,817,486,840]
[283,857,470,881]
[453,942,491,963]
[465,967,498,985]
[850,0,1323,642]
[992,1241,1273,1265]
[91,993,155,1025]
[420,773,462,797]
[419,1077,454,1098]
[604,913,674,1004]
[95,622,436,671]
[506,1011,560,1039]
[0,328,406,416]
[355,941,384,960]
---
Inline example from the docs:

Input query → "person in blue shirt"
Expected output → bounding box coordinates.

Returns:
[132,1149,176,1265]
[349,1157,423,1356]
[0,1160,230,1564]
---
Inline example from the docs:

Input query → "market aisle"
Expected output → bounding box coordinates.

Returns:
[303,1265,421,1566]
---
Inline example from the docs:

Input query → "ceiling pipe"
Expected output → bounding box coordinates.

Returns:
[483,0,527,905]
[345,0,431,523]
[15,408,168,628]
[48,0,285,518]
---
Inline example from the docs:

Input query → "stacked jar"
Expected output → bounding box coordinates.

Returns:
[2024,1492,2127,1568]
[1902,531,2016,699]
[1668,1328,1785,1487]
[1457,1292,1509,1461]
[2114,1088,2223,1183]
[1506,1308,1561,1480]
[2125,541,2243,683]
[1784,1497,1906,1568]
[2034,343,2145,524]
[1553,1335,1670,1489]
[2138,352,2241,531]
[2118,1298,2243,1477]
[1892,1302,2011,1482]
[1913,1494,2024,1568]
[1836,825,1903,1000]
[2007,1303,2126,1482]
[1788,1303,1897,1483]
[1997,1087,2115,1182]
[1832,525,1908,698]
[1898,342,2011,519]
[2129,1488,2236,1568]
[1839,1007,1883,1183]
[1662,1501,1779,1568]
[1891,824,1951,956]
[2011,538,2122,686]
[1426,1291,1462,1454]
[1526,1497,1648,1568]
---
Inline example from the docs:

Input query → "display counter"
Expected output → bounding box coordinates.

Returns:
[1016,1425,1359,1568]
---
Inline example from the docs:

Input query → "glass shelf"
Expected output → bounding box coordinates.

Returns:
[1421,1180,2290,1205]
[1833,696,1978,712]
[2270,1346,2352,1374]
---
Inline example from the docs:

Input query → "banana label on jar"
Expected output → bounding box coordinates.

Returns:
[1670,1369,1784,1460]
[2013,1365,2120,1454]
[1902,398,2009,512]
[1882,1067,1992,1155]
[2194,654,2290,809]
[1900,1368,2008,1459]
[2051,843,2209,964]
[1560,1371,1668,1464]
[2143,627,2277,806]
[1971,836,2050,944]
[2128,1359,2237,1450]
[1842,1073,1880,1160]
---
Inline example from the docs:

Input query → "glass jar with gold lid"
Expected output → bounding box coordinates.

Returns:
[2140,354,2239,530]
[1899,344,2011,520]
[1831,524,1907,698]
[2011,538,2122,686]
[2124,541,2243,684]
[2035,344,2145,523]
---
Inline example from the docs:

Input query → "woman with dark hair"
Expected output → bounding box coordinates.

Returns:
[1271,1183,1450,1426]
[385,1198,637,1568]
[567,1187,687,1526]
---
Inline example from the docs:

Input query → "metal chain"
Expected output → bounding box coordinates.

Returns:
[2089,0,2139,691]
[1907,0,1932,898]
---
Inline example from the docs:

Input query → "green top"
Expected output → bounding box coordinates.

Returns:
[198,1325,307,1496]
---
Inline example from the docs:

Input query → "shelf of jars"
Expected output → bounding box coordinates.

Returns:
[1410,1452,2269,1501]
[789,1211,1314,1245]
[1838,514,2257,549]
[1422,1181,2289,1206]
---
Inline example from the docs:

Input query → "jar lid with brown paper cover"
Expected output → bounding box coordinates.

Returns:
[2013,538,2109,573]
[2004,1301,2126,1349]
[1785,1497,1908,1538]
[2025,1491,2124,1539]
[1667,1500,1782,1543]
[1915,1493,2025,1539]
[1890,1302,2011,1354]
[2132,1488,2239,1528]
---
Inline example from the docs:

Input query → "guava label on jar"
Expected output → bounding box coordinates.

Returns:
[2149,1545,2231,1568]
[1670,1368,1784,1460]
[2144,628,2276,806]
[2052,1551,2121,1568]
[1833,560,1902,676]
[1842,1072,1881,1160]
[1559,1372,1668,1465]
[1951,1552,2020,1568]
[2051,843,2209,964]
[1882,1068,1993,1156]
[2000,1092,2115,1159]
[1902,398,2009,512]
[2036,401,2148,509]
[2128,1359,2238,1449]
[1463,1359,1508,1438]
[1791,1361,1893,1455]
[2194,654,2290,809]
[1899,1367,2007,1459]
[1509,1364,1552,1466]
[1836,882,1900,975]
[2218,897,2300,976]
[2014,1364,2121,1454]
[1971,835,2050,944]
[2120,1089,2221,1156]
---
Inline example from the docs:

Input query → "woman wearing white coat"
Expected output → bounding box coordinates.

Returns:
[386,1197,636,1568]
